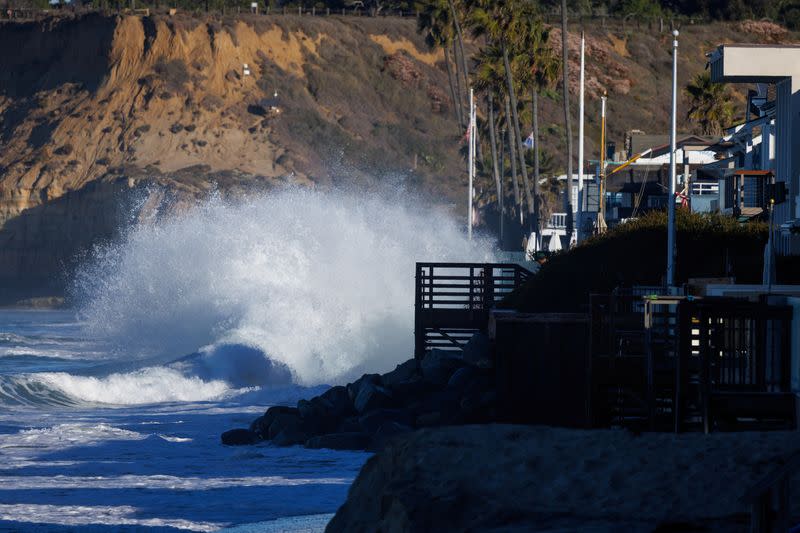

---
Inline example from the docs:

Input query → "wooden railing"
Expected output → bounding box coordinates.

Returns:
[414,262,532,359]
[591,293,796,432]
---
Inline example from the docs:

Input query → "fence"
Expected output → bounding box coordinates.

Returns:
[590,294,796,432]
[1,5,715,27]
[414,262,532,359]
[676,297,795,432]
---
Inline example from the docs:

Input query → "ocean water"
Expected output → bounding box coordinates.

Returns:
[0,189,494,531]
[0,309,366,532]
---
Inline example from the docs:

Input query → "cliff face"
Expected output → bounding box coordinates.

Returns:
[0,14,794,298]
[0,13,459,296]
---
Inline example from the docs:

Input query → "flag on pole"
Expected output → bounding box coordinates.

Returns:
[523,132,535,150]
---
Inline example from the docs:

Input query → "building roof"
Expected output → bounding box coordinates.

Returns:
[709,44,800,86]
[629,134,719,157]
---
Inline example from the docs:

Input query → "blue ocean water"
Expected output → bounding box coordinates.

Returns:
[0,309,367,532]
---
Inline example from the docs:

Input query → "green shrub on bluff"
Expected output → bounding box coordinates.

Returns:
[502,210,777,312]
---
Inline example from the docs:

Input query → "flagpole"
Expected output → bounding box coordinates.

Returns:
[598,92,607,233]
[667,30,678,288]
[577,31,585,244]
[468,88,475,240]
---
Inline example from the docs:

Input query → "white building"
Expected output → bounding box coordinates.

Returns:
[709,44,800,255]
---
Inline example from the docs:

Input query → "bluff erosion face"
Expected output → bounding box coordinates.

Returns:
[0,13,458,295]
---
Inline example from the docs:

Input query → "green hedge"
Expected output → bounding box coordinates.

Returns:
[501,210,789,312]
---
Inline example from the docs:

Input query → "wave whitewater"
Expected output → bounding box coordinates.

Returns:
[72,188,495,386]
[0,369,236,407]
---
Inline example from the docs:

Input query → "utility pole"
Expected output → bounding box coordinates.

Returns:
[468,88,475,240]
[667,30,679,288]
[598,92,607,233]
[577,31,585,244]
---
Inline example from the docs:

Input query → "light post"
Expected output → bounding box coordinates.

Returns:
[667,30,679,289]
[577,31,585,244]
[468,88,475,240]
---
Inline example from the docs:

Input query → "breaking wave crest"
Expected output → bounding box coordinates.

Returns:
[73,188,494,386]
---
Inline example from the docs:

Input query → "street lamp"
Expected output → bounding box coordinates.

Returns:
[667,30,679,289]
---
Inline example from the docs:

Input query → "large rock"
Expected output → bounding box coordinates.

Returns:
[408,389,462,427]
[447,365,490,395]
[420,349,465,385]
[327,426,800,532]
[338,416,362,433]
[462,332,492,368]
[305,432,371,451]
[347,373,381,402]
[369,421,413,451]
[297,396,340,435]
[272,427,309,447]
[221,428,257,446]
[380,359,419,388]
[354,382,395,414]
[388,377,436,405]
[358,408,415,434]
[320,385,354,418]
[268,412,304,440]
[249,405,298,440]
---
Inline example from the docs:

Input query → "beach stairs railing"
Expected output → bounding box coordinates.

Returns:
[414,262,533,359]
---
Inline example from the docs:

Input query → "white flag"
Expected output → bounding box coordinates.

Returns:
[523,132,535,150]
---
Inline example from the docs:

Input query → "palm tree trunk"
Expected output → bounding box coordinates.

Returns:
[499,126,505,181]
[561,0,574,239]
[504,95,521,223]
[488,94,503,244]
[443,46,462,132]
[452,41,466,129]
[447,0,470,110]
[502,43,535,230]
[532,87,541,237]
[475,113,484,165]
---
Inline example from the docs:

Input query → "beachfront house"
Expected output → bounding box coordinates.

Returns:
[708,44,800,255]
[603,132,720,225]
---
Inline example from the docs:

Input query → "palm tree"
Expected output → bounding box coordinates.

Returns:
[518,20,559,237]
[685,72,735,136]
[447,0,471,118]
[474,44,508,242]
[466,0,538,228]
[418,0,464,130]
[560,0,574,241]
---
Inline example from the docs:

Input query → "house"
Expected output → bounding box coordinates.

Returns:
[603,133,723,226]
[708,44,800,255]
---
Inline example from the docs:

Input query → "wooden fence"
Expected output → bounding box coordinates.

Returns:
[590,294,796,432]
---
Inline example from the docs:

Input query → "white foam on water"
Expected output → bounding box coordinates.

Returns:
[0,474,351,490]
[219,514,334,533]
[74,188,495,386]
[0,504,222,531]
[3,423,146,449]
[33,367,239,405]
